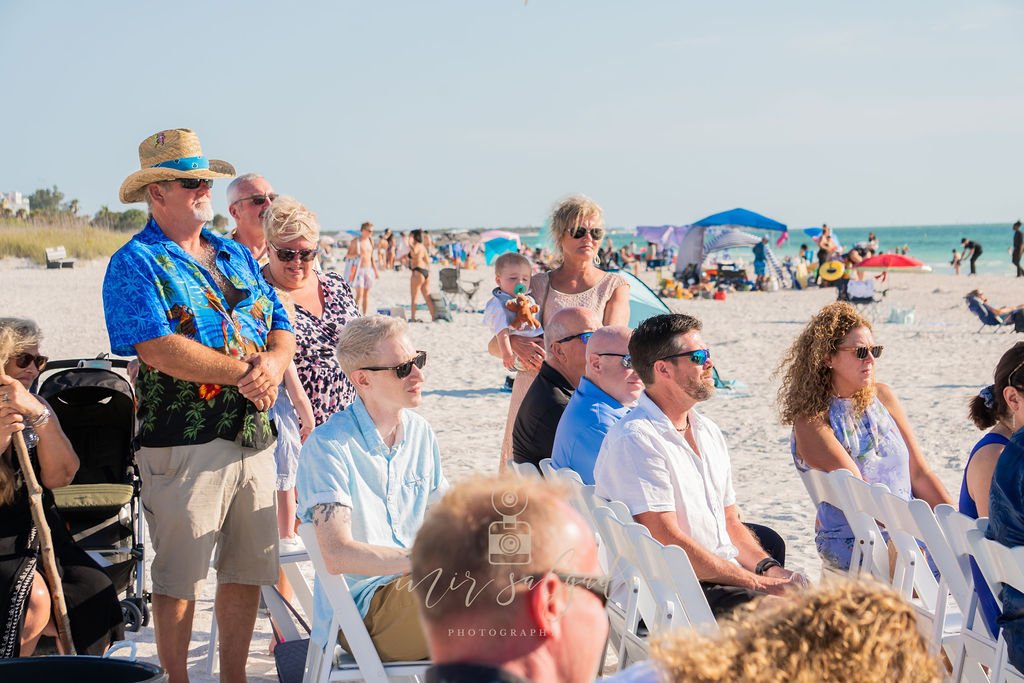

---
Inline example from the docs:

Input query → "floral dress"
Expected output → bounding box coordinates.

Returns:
[791,396,911,570]
[290,271,360,425]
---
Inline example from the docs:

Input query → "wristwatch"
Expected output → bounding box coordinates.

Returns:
[755,557,783,576]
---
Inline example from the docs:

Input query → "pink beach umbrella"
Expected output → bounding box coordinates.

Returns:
[853,253,932,273]
[479,229,521,243]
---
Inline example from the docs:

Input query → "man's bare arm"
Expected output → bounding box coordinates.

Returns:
[136,334,250,386]
[311,503,411,577]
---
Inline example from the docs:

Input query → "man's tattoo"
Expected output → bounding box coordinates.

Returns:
[312,503,349,527]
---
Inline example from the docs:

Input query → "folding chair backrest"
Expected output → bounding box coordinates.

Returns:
[628,526,717,632]
[297,525,431,683]
[510,460,542,478]
[847,279,876,300]
[539,458,557,478]
[439,268,459,294]
[935,506,999,681]
[967,529,1024,682]
[798,466,846,509]
[967,296,1005,327]
[829,470,890,579]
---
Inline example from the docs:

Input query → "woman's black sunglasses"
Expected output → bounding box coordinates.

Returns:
[13,353,48,370]
[178,178,214,190]
[568,226,605,241]
[271,244,319,262]
[360,351,427,379]
[838,345,884,360]
[596,353,632,369]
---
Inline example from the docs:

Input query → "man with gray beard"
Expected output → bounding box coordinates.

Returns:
[103,129,295,683]
[594,314,806,618]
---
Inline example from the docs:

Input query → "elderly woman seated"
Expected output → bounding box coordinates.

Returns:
[0,318,123,657]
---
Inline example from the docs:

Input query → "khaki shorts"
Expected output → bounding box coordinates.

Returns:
[138,438,279,600]
[339,576,429,662]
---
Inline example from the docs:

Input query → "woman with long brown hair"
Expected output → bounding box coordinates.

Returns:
[775,302,951,571]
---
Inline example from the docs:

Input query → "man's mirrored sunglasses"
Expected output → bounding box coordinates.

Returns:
[658,348,711,365]
[556,331,594,345]
[596,353,632,369]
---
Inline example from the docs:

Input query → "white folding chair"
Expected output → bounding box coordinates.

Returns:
[510,460,542,478]
[829,469,891,580]
[936,506,999,683]
[797,467,860,579]
[538,457,557,478]
[297,525,429,683]
[625,523,718,633]
[591,506,660,667]
[967,528,1024,683]
[869,487,966,659]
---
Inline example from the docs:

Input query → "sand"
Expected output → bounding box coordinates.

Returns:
[1,256,1015,680]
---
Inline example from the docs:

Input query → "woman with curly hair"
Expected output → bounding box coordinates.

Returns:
[775,302,951,571]
[647,580,942,682]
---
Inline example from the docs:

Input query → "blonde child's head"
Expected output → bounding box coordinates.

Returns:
[494,252,532,296]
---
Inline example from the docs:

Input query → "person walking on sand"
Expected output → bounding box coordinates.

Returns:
[345,221,380,314]
[961,237,983,275]
[407,229,435,322]
[226,173,277,265]
[1012,220,1023,278]
[104,128,295,683]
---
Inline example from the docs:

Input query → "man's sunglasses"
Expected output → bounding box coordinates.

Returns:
[360,351,427,379]
[527,571,610,607]
[177,178,214,190]
[658,348,711,366]
[270,244,319,262]
[232,193,279,207]
[12,353,48,370]
[556,331,594,345]
[568,226,605,241]
[838,345,884,360]
[597,353,632,369]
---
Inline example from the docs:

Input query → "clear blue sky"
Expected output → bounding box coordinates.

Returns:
[2,1,1022,231]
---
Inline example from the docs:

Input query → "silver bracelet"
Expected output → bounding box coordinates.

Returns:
[27,407,50,429]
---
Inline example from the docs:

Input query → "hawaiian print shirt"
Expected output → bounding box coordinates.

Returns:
[103,218,293,450]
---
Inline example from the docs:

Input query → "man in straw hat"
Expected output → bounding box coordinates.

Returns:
[103,128,295,683]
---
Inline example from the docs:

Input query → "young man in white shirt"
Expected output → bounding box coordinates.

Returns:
[594,314,806,615]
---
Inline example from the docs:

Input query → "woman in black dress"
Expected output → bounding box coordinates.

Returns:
[0,318,123,657]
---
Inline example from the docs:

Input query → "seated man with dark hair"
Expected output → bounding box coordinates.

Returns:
[595,314,807,616]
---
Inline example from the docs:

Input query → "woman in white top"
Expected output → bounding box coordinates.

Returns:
[493,194,631,469]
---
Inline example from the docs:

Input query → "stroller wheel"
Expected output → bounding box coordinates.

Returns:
[121,599,144,632]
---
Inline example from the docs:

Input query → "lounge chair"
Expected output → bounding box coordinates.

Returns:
[439,267,482,312]
[966,295,1018,333]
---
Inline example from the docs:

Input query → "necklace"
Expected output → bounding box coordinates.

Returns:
[675,417,690,433]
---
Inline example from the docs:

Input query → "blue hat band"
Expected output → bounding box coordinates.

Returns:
[151,155,210,172]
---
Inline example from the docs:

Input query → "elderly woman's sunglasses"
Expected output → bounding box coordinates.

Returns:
[178,178,214,190]
[13,353,48,370]
[360,351,427,379]
[838,345,884,360]
[658,348,710,366]
[271,244,319,262]
[597,353,632,369]
[568,226,605,241]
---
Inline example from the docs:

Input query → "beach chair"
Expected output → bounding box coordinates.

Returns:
[843,278,885,318]
[966,529,1024,683]
[296,525,430,683]
[438,267,481,312]
[966,296,1017,333]
[935,507,999,683]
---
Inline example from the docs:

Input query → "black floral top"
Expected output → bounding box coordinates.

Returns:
[290,271,360,425]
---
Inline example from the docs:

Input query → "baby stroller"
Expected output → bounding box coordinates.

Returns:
[35,355,149,632]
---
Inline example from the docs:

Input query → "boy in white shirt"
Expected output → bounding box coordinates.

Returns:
[483,252,543,371]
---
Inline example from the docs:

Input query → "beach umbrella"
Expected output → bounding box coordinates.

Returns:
[854,253,932,273]
[483,237,520,265]
[704,229,761,253]
[693,208,788,249]
[480,229,521,243]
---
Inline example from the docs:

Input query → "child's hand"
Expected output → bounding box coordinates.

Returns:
[299,422,313,443]
[296,404,316,444]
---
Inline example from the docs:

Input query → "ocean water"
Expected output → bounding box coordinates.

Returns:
[521,223,1021,275]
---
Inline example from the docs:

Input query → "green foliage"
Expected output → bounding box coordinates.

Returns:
[0,221,130,265]
[212,214,229,230]
[28,185,65,214]
[92,206,147,232]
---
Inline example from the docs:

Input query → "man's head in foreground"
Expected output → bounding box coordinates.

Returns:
[411,475,608,683]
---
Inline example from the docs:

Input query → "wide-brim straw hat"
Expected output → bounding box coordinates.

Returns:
[119,128,235,203]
